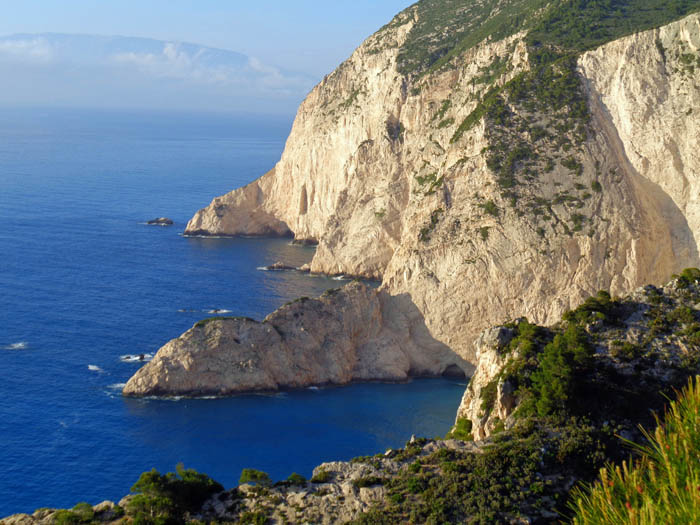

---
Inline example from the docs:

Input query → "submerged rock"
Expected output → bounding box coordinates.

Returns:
[259,261,297,271]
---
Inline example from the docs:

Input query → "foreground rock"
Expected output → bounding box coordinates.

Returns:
[146,217,173,226]
[123,282,467,397]
[457,272,700,440]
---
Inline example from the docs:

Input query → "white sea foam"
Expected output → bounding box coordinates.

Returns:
[108,383,127,390]
[88,364,103,372]
[256,266,269,271]
[207,309,232,314]
[332,275,348,281]
[307,386,320,391]
[3,341,28,350]
[120,353,154,363]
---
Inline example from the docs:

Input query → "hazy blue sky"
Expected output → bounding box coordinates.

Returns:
[0,0,415,78]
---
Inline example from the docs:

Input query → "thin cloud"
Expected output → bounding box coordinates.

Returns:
[110,42,312,95]
[0,37,53,62]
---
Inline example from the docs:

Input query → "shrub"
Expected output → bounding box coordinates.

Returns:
[609,340,640,361]
[286,472,307,485]
[570,376,700,524]
[526,324,592,417]
[310,468,331,483]
[479,226,490,241]
[127,464,223,524]
[480,200,499,217]
[51,510,82,525]
[239,511,269,525]
[352,476,386,488]
[239,468,272,486]
[563,290,617,325]
[480,379,499,415]
[675,267,700,288]
[446,417,473,440]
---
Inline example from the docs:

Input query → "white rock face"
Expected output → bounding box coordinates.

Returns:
[580,15,700,258]
[123,282,468,396]
[453,326,519,440]
[172,13,700,384]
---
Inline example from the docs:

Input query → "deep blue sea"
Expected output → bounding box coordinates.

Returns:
[0,108,466,515]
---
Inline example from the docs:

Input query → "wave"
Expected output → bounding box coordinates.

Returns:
[206,309,232,314]
[88,364,104,372]
[107,383,127,390]
[332,275,348,281]
[307,386,321,391]
[3,341,28,350]
[120,353,154,363]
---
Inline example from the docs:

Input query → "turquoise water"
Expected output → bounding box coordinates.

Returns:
[0,108,466,514]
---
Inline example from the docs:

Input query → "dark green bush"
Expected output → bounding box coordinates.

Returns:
[239,468,272,486]
[285,472,307,485]
[446,417,473,440]
[310,468,331,483]
[676,267,700,288]
[239,511,268,525]
[352,476,386,488]
[127,464,223,525]
[52,510,82,525]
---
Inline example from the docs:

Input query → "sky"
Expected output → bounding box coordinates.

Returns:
[0,1,416,114]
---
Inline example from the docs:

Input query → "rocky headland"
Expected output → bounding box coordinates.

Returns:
[124,5,700,397]
[123,282,468,397]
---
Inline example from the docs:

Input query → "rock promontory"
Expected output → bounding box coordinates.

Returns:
[123,282,468,397]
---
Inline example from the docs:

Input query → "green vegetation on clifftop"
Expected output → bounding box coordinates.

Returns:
[396,0,700,76]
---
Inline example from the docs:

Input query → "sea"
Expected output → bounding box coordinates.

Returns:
[0,107,466,515]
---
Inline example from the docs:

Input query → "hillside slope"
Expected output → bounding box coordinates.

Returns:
[183,2,700,365]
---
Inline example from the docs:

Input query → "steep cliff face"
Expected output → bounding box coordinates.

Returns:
[184,9,699,368]
[123,282,467,397]
[580,13,700,257]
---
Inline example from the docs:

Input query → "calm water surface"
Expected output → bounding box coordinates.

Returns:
[0,108,465,514]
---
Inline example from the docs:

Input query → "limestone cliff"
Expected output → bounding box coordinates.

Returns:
[182,8,700,370]
[123,282,467,397]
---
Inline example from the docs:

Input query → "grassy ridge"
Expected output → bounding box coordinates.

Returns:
[570,376,700,524]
